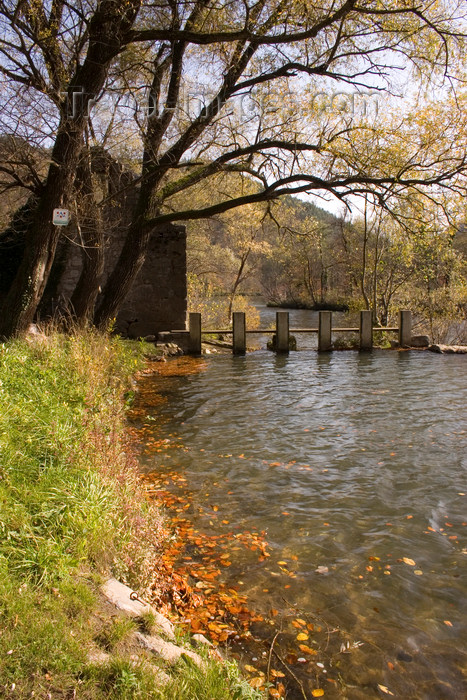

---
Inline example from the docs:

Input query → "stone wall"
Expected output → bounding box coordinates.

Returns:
[55,223,187,338]
[113,225,187,338]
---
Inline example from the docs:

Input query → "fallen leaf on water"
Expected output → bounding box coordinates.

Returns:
[292,619,306,628]
[312,690,324,697]
[444,620,453,627]
[270,669,286,678]
[377,684,394,695]
[296,632,309,641]
[285,653,298,665]
[414,570,423,576]
[402,558,416,566]
[299,644,317,655]
[387,661,395,671]
[316,566,329,574]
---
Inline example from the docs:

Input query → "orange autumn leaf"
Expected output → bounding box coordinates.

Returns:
[296,632,309,641]
[312,690,325,697]
[299,644,317,655]
[270,669,286,678]
[249,677,265,689]
[292,619,306,628]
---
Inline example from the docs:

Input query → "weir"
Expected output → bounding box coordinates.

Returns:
[171,309,411,355]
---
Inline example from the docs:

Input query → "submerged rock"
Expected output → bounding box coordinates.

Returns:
[429,344,467,354]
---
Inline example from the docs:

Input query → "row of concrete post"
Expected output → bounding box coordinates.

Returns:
[188,309,412,355]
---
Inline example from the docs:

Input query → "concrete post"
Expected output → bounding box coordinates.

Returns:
[188,312,202,354]
[318,311,332,352]
[399,310,412,348]
[232,312,246,355]
[276,312,289,353]
[359,310,373,351]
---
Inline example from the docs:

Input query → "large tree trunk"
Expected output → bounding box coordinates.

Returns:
[70,154,105,324]
[0,0,141,339]
[93,212,153,329]
[0,133,81,338]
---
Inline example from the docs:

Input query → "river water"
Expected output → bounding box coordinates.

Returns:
[134,331,466,699]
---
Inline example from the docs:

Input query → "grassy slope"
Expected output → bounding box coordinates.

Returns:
[0,331,261,699]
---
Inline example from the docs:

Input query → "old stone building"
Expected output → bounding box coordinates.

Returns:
[55,222,187,338]
[0,147,187,338]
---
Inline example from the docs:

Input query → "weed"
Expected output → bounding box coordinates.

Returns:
[96,617,138,652]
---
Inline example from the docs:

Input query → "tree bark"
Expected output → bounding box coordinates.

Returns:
[70,154,105,324]
[94,195,153,328]
[0,0,141,339]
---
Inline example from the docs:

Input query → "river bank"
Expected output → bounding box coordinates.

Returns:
[0,330,260,699]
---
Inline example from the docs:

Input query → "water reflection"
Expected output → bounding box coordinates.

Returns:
[135,352,467,699]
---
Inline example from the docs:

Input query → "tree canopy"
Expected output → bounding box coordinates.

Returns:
[1,0,466,336]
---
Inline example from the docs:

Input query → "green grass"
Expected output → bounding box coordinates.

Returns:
[0,329,262,699]
[157,654,265,700]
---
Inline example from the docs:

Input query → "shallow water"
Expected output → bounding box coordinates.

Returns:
[135,350,467,699]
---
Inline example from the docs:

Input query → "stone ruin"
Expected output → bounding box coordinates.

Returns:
[0,148,187,338]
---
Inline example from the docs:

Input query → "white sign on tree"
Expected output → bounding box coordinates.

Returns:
[52,209,70,226]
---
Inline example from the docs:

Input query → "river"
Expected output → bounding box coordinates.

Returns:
[133,322,466,699]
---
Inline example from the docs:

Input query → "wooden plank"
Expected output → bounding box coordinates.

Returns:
[318,311,332,352]
[188,313,202,354]
[276,311,290,353]
[360,310,373,350]
[232,312,246,355]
